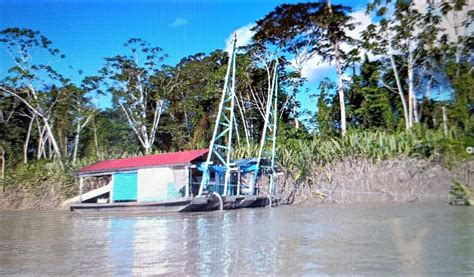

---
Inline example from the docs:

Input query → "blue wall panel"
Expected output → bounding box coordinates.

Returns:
[113,172,137,202]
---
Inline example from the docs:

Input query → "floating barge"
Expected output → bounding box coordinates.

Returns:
[66,149,273,213]
[67,35,280,213]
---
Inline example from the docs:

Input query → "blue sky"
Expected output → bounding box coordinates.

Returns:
[0,0,370,110]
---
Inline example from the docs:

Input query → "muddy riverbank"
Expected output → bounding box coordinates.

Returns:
[1,158,472,210]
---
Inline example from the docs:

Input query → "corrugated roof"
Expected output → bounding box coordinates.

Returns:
[76,149,208,175]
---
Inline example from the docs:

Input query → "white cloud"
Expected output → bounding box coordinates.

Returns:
[341,9,376,58]
[170,18,189,28]
[294,55,334,83]
[225,23,256,53]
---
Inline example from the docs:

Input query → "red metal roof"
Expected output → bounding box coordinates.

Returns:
[77,149,208,175]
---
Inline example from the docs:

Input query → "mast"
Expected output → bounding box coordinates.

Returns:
[198,34,237,196]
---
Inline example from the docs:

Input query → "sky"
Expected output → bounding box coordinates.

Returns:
[1,0,372,111]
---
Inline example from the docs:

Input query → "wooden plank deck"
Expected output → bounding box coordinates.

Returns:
[61,184,111,207]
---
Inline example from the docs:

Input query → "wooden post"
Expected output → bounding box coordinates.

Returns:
[79,177,84,203]
[237,170,241,196]
[442,105,448,137]
[185,166,190,198]
[109,174,114,203]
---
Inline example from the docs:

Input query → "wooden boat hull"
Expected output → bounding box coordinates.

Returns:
[70,195,270,213]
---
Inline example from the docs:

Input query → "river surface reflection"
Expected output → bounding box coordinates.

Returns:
[1,202,473,275]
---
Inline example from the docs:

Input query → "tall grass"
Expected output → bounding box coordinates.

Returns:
[1,129,471,208]
[234,129,471,178]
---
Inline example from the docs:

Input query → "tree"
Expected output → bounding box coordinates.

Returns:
[161,51,226,150]
[253,1,355,136]
[347,56,395,129]
[99,38,177,154]
[315,78,337,136]
[0,28,67,166]
[438,0,473,78]
[69,83,94,163]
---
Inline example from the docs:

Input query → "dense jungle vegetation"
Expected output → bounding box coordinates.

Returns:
[0,0,472,203]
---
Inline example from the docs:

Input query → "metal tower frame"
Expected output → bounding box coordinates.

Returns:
[253,60,279,196]
[198,34,237,196]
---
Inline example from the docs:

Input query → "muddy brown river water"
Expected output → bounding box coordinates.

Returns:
[0,202,473,275]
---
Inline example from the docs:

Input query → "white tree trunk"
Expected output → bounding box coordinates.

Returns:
[36,118,45,160]
[292,79,300,129]
[425,79,431,99]
[236,93,251,152]
[442,105,448,137]
[42,117,63,168]
[23,115,35,165]
[72,115,91,163]
[93,122,100,157]
[408,49,419,124]
[72,122,80,164]
[334,40,346,136]
[389,54,410,130]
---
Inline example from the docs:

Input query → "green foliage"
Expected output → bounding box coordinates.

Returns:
[277,129,470,168]
[0,160,76,199]
[347,56,396,130]
[447,63,474,135]
[449,180,473,206]
[315,79,338,137]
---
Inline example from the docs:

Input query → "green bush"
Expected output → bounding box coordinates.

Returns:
[449,180,473,206]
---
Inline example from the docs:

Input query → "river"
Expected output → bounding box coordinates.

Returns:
[0,202,473,275]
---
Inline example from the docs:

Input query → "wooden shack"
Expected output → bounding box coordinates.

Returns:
[71,149,208,204]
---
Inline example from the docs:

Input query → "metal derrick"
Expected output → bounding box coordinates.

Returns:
[197,34,279,199]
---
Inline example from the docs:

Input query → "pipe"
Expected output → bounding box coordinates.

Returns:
[261,191,272,208]
[213,192,224,211]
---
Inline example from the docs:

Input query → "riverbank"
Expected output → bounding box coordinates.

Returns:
[1,158,472,210]
[278,158,473,205]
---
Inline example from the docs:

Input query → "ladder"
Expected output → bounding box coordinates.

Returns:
[198,34,237,197]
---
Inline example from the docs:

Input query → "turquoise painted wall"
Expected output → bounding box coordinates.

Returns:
[113,172,137,202]
[166,182,180,200]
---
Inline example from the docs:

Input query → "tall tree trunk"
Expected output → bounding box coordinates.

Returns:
[48,137,53,159]
[453,9,462,78]
[72,122,80,164]
[390,54,410,130]
[42,118,63,168]
[292,79,300,129]
[144,145,151,155]
[407,65,414,127]
[334,40,346,136]
[93,121,100,157]
[23,116,35,165]
[408,49,418,124]
[236,93,251,152]
[425,78,431,99]
[36,118,44,160]
[327,0,346,136]
[442,105,448,137]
